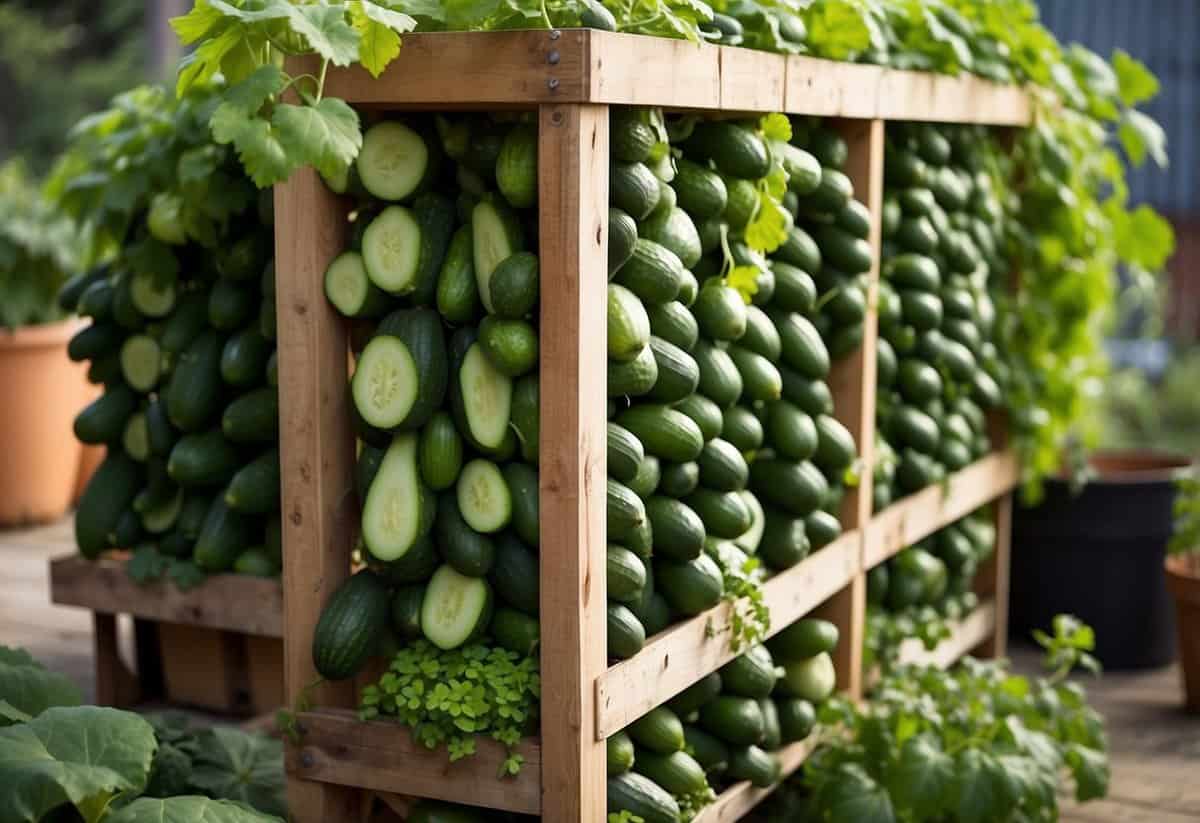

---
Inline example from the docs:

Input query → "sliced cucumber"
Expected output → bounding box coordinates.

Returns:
[120,334,161,392]
[122,412,151,461]
[130,269,176,318]
[141,486,184,534]
[325,250,390,318]
[362,433,432,561]
[460,343,513,449]
[472,200,523,313]
[456,459,512,534]
[420,564,494,650]
[352,335,419,429]
[362,206,422,295]
[358,121,430,202]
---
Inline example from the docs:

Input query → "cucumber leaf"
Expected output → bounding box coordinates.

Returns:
[188,727,287,818]
[0,645,82,725]
[106,796,283,823]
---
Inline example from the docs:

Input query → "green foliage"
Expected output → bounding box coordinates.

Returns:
[359,639,540,776]
[1170,467,1200,558]
[759,617,1109,822]
[0,645,83,725]
[1088,350,1200,458]
[717,554,771,652]
[0,161,82,328]
[106,797,282,823]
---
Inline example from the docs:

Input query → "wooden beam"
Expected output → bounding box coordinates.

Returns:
[692,736,819,823]
[287,711,542,815]
[977,493,1013,658]
[536,102,609,822]
[596,531,858,738]
[49,555,283,637]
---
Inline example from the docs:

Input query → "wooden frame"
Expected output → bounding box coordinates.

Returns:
[275,30,1032,822]
[48,554,284,714]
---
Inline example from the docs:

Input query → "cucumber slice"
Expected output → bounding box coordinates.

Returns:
[141,486,184,534]
[352,335,419,429]
[420,564,494,650]
[324,250,390,318]
[362,206,422,294]
[357,121,430,202]
[456,459,512,534]
[362,433,431,561]
[460,343,512,449]
[122,412,151,461]
[472,200,522,313]
[120,334,162,392]
[130,269,176,318]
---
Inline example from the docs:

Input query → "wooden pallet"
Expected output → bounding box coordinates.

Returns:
[48,554,284,715]
[275,29,1029,822]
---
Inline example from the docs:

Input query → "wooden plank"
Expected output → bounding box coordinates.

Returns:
[49,555,283,637]
[693,736,819,823]
[536,102,609,823]
[897,598,997,669]
[158,624,248,714]
[864,450,1019,570]
[288,710,541,815]
[275,162,361,821]
[596,531,858,738]
[587,32,720,108]
[812,578,865,697]
[876,69,1032,126]
[92,612,139,708]
[785,57,884,119]
[717,45,787,112]
[978,492,1012,658]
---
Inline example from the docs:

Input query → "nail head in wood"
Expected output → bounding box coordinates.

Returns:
[548,49,560,65]
[548,77,560,91]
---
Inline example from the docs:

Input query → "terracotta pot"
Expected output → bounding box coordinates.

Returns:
[0,318,96,526]
[1166,554,1200,713]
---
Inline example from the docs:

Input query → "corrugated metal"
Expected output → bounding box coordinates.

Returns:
[1039,0,1196,214]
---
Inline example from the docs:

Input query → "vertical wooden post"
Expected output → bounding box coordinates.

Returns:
[537,102,609,822]
[820,118,884,701]
[979,492,1013,657]
[92,613,139,707]
[275,168,363,822]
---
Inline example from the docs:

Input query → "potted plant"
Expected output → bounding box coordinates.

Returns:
[1167,467,1200,712]
[0,160,97,526]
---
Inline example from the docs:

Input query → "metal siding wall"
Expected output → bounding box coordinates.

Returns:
[1038,0,1196,214]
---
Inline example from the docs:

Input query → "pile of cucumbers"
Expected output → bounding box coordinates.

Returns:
[864,508,996,668]
[605,111,864,662]
[609,618,840,822]
[312,113,546,680]
[66,195,280,580]
[874,122,1009,510]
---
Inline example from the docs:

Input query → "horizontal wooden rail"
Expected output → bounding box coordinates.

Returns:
[314,30,1032,125]
[596,531,859,739]
[864,450,1019,570]
[693,736,820,823]
[286,710,542,815]
[49,555,283,637]
[897,598,997,669]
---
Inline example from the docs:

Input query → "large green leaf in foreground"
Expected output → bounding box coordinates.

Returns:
[107,796,284,823]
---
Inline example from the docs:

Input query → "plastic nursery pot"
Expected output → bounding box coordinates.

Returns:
[0,318,97,526]
[1165,554,1200,713]
[1010,450,1191,669]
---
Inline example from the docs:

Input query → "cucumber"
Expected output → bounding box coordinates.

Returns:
[773,311,830,380]
[669,672,723,715]
[628,705,685,754]
[608,284,652,362]
[759,697,782,750]
[777,698,817,743]
[608,478,647,543]
[168,429,240,488]
[781,370,834,417]
[74,385,138,444]
[720,644,778,698]
[59,265,109,313]
[391,585,425,639]
[633,749,709,796]
[609,344,659,397]
[166,330,224,432]
[627,455,661,500]
[491,607,539,656]
[685,121,770,179]
[736,490,766,553]
[504,463,539,548]
[419,411,463,491]
[728,346,783,403]
[608,602,647,660]
[641,207,702,270]
[739,306,782,361]
[727,745,779,788]
[219,327,270,389]
[675,394,723,442]
[693,284,748,342]
[749,459,827,518]
[607,731,636,775]
[610,161,661,220]
[437,226,480,326]
[194,497,256,572]
[611,109,657,163]
[207,279,255,331]
[890,406,940,455]
[68,323,123,362]
[437,496,496,577]
[814,223,873,274]
[607,772,680,823]
[353,308,447,431]
[362,433,434,562]
[645,496,705,561]
[608,422,647,485]
[770,263,817,315]
[797,167,853,216]
[683,726,730,775]
[377,534,439,585]
[813,415,856,475]
[642,591,672,636]
[768,402,818,461]
[658,462,699,499]
[456,459,511,534]
[130,269,176,319]
[615,239,683,305]
[608,544,648,602]
[222,387,278,444]
[767,618,839,662]
[145,399,178,458]
[646,301,698,353]
[646,336,699,404]
[775,226,822,273]
[672,158,727,219]
[699,696,765,746]
[472,199,524,313]
[325,250,390,318]
[225,448,281,514]
[358,121,435,201]
[697,438,749,492]
[655,553,724,615]
[453,338,513,450]
[118,335,161,393]
[686,488,752,539]
[478,315,537,378]
[491,533,539,615]
[609,208,639,275]
[489,251,538,320]
[781,652,837,703]
[75,453,141,557]
[421,565,493,650]
[721,406,764,452]
[312,570,392,680]
[496,124,537,208]
[510,374,539,463]
[616,405,704,463]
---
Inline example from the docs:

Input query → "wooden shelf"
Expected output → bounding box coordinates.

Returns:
[595,531,859,739]
[863,450,1019,571]
[313,30,1032,125]
[287,710,542,815]
[897,598,998,669]
[693,736,820,823]
[48,554,283,637]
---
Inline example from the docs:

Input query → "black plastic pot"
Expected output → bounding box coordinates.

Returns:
[1010,451,1190,669]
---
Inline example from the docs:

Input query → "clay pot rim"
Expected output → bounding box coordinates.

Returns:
[1166,554,1200,607]
[0,316,88,349]
[1075,449,1195,485]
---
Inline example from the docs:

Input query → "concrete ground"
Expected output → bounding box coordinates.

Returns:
[2,518,1199,820]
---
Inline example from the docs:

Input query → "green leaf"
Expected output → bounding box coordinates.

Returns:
[0,706,157,823]
[188,727,287,817]
[884,734,952,819]
[170,0,231,45]
[106,796,283,823]
[351,3,406,78]
[1112,50,1159,106]
[176,25,244,97]
[1119,109,1168,168]
[950,749,1015,823]
[224,65,289,115]
[818,763,896,823]
[168,560,209,591]
[759,112,792,142]
[128,546,169,585]
[289,4,361,66]
[1065,743,1109,802]
[211,106,295,188]
[272,98,363,181]
[744,195,790,253]
[727,265,761,304]
[0,700,33,725]
[1116,205,1175,271]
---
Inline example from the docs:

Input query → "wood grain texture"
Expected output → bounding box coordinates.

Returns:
[288,710,541,815]
[813,575,865,698]
[692,737,820,823]
[49,555,283,637]
[275,165,361,821]
[864,450,1020,570]
[587,32,721,108]
[536,103,609,822]
[876,69,1032,125]
[596,531,859,738]
[978,492,1013,658]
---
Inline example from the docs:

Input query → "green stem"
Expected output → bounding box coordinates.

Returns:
[540,0,554,31]
[316,58,330,102]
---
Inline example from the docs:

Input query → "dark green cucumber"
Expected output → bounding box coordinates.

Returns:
[168,429,240,488]
[166,330,225,432]
[225,448,280,514]
[645,496,706,561]
[222,387,278,444]
[312,570,392,679]
[491,534,539,615]
[75,453,141,557]
[194,498,257,572]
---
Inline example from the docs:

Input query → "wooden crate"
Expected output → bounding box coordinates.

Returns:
[275,29,1031,822]
[48,554,284,715]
